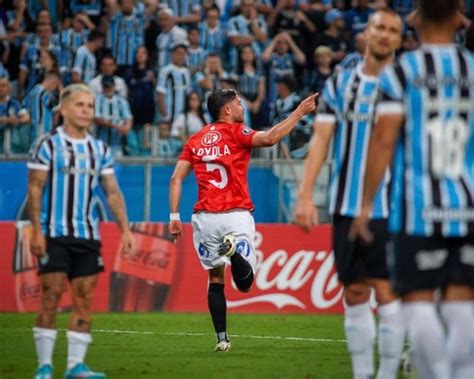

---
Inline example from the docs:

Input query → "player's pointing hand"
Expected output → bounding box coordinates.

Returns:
[296,93,319,116]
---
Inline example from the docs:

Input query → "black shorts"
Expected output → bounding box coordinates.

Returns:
[388,233,474,296]
[38,237,104,279]
[333,215,389,285]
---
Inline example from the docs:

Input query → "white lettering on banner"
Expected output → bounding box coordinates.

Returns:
[227,231,344,310]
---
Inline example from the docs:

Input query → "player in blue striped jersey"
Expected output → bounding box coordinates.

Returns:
[106,0,144,70]
[28,84,134,379]
[186,27,207,76]
[156,44,191,124]
[72,30,104,85]
[353,1,474,378]
[22,73,61,146]
[94,76,133,156]
[295,9,404,379]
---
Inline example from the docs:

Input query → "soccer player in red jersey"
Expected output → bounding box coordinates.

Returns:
[169,89,318,351]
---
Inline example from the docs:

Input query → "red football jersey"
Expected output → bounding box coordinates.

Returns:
[179,122,257,213]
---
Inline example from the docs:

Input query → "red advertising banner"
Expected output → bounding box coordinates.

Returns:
[0,222,343,314]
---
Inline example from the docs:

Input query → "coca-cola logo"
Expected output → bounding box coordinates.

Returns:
[121,248,170,270]
[201,131,221,146]
[227,231,343,311]
[19,282,41,302]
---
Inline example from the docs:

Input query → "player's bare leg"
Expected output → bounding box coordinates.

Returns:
[440,285,474,379]
[34,273,67,379]
[401,290,449,379]
[343,281,376,379]
[369,279,405,379]
[65,274,105,379]
[208,266,230,352]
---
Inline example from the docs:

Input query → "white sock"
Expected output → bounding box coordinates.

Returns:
[403,302,450,379]
[33,327,58,367]
[67,330,92,370]
[344,301,376,379]
[376,300,405,379]
[440,301,474,379]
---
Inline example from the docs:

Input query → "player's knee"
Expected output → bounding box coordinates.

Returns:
[344,283,370,305]
[41,283,65,310]
[372,282,398,305]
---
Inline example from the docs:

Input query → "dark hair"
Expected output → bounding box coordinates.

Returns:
[417,0,460,23]
[100,54,116,64]
[185,91,206,122]
[237,45,257,75]
[466,22,474,52]
[88,29,104,42]
[276,76,296,92]
[207,89,238,121]
[206,4,221,16]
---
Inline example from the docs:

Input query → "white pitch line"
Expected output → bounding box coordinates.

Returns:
[95,329,347,343]
[5,327,347,343]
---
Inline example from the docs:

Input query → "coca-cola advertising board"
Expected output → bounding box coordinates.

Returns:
[0,222,343,314]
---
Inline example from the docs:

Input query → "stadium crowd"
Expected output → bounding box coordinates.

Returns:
[0,0,472,158]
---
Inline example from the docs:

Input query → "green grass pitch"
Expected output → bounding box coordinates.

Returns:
[0,312,379,378]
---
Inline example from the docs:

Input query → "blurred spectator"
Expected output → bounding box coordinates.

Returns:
[69,0,103,24]
[72,30,104,84]
[124,46,156,156]
[262,31,305,103]
[308,45,332,95]
[268,0,316,49]
[94,75,133,156]
[0,77,29,154]
[155,7,188,69]
[22,72,60,147]
[106,0,144,74]
[170,91,206,143]
[38,49,59,81]
[336,32,365,71]
[390,0,416,17]
[58,12,94,84]
[155,120,182,158]
[400,29,418,52]
[156,43,191,123]
[231,0,274,16]
[271,76,313,158]
[4,0,34,82]
[198,5,226,56]
[162,0,201,26]
[237,45,265,130]
[186,27,207,76]
[313,9,347,64]
[0,59,9,79]
[195,53,229,95]
[227,0,268,72]
[89,55,128,97]
[466,21,474,52]
[304,0,329,33]
[345,0,374,38]
[18,22,63,97]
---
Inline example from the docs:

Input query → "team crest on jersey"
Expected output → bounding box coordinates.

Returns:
[201,131,222,146]
[242,127,252,135]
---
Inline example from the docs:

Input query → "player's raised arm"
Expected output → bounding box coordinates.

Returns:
[294,119,335,232]
[169,159,193,240]
[251,93,318,147]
